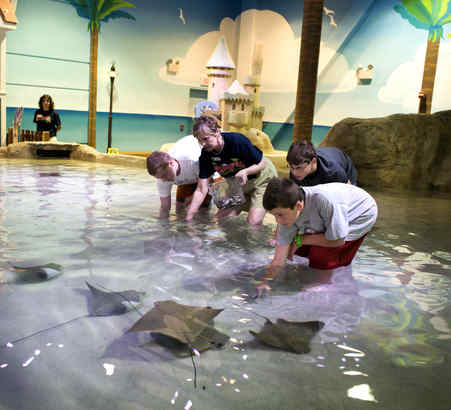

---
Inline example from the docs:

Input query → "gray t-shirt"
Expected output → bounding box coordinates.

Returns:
[277,183,378,245]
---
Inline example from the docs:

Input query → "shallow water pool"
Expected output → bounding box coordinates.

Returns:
[1,159,451,410]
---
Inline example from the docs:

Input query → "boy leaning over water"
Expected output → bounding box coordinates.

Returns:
[257,178,377,296]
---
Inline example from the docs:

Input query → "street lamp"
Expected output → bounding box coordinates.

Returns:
[107,63,116,152]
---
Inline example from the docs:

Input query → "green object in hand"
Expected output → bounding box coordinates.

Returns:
[295,233,303,247]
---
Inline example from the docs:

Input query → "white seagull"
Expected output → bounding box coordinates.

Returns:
[178,8,186,24]
[328,14,337,27]
[323,6,335,15]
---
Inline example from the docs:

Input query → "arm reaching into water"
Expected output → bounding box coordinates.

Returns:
[186,178,209,221]
[159,196,171,218]
[256,244,290,297]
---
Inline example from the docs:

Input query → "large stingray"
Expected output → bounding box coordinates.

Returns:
[128,300,229,357]
[6,263,63,283]
[85,281,146,316]
[250,318,325,354]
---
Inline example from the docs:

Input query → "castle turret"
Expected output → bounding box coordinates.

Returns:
[221,80,253,134]
[244,75,265,131]
[206,37,235,107]
[243,42,265,130]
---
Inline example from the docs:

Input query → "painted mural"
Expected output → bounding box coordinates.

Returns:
[4,0,451,151]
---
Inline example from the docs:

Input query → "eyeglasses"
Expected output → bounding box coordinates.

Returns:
[196,133,218,145]
[290,161,311,171]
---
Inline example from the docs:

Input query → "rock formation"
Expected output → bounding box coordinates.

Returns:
[0,142,146,168]
[321,110,451,192]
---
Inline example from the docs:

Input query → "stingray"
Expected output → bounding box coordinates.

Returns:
[8,263,63,283]
[128,300,229,357]
[250,318,325,354]
[1,281,146,347]
[86,281,146,316]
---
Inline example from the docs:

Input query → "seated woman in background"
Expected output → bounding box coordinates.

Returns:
[33,95,62,140]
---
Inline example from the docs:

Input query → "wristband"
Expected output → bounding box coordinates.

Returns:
[295,233,303,247]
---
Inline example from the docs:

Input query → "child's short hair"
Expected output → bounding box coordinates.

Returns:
[286,141,317,165]
[263,177,305,211]
[193,114,220,137]
[146,151,171,176]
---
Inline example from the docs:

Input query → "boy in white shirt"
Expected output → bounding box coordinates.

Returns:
[147,135,211,217]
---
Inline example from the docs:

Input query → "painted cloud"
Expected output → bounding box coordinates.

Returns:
[159,9,356,94]
[378,42,451,112]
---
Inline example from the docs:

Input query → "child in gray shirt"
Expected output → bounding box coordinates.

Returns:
[258,178,377,296]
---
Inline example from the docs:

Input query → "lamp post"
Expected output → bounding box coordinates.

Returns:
[107,64,116,152]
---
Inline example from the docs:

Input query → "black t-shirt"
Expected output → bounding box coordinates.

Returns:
[290,147,357,186]
[33,109,61,137]
[199,132,263,179]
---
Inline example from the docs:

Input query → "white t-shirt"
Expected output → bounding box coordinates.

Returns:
[156,135,201,198]
[169,134,201,161]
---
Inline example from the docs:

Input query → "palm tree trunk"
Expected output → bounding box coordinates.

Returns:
[293,0,324,142]
[88,26,99,148]
[418,37,440,114]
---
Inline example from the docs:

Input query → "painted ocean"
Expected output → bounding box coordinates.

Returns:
[6,108,330,152]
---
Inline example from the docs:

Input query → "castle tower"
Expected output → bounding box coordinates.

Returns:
[206,36,235,107]
[243,74,265,130]
[221,80,252,135]
[243,42,265,131]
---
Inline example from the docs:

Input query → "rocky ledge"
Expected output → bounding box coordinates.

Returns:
[321,110,451,192]
[0,142,146,169]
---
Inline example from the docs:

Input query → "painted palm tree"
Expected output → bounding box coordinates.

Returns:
[292,0,324,142]
[60,0,136,148]
[395,0,451,114]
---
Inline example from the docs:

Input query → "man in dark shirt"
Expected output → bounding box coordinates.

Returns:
[287,141,357,186]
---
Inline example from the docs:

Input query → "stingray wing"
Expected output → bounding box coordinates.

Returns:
[85,281,145,316]
[250,318,325,354]
[128,300,223,344]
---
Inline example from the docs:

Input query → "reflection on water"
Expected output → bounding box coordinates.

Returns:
[0,159,451,410]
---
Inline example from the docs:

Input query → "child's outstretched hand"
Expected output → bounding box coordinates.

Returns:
[256,280,271,298]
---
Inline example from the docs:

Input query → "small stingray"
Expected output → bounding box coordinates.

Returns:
[1,282,146,348]
[86,281,146,316]
[250,318,325,354]
[128,300,228,356]
[9,263,63,283]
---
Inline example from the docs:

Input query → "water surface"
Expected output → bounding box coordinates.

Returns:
[0,159,450,410]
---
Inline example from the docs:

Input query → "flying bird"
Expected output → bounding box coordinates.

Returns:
[178,8,186,24]
[328,14,337,28]
[323,6,335,15]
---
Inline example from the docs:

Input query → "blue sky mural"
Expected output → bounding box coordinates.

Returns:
[5,0,451,149]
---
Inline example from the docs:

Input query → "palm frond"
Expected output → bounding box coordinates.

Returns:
[439,13,451,25]
[401,0,433,24]
[431,0,450,23]
[394,4,431,30]
[98,0,136,21]
[101,10,136,23]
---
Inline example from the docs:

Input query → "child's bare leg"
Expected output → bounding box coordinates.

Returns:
[247,207,266,225]
[216,207,241,219]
